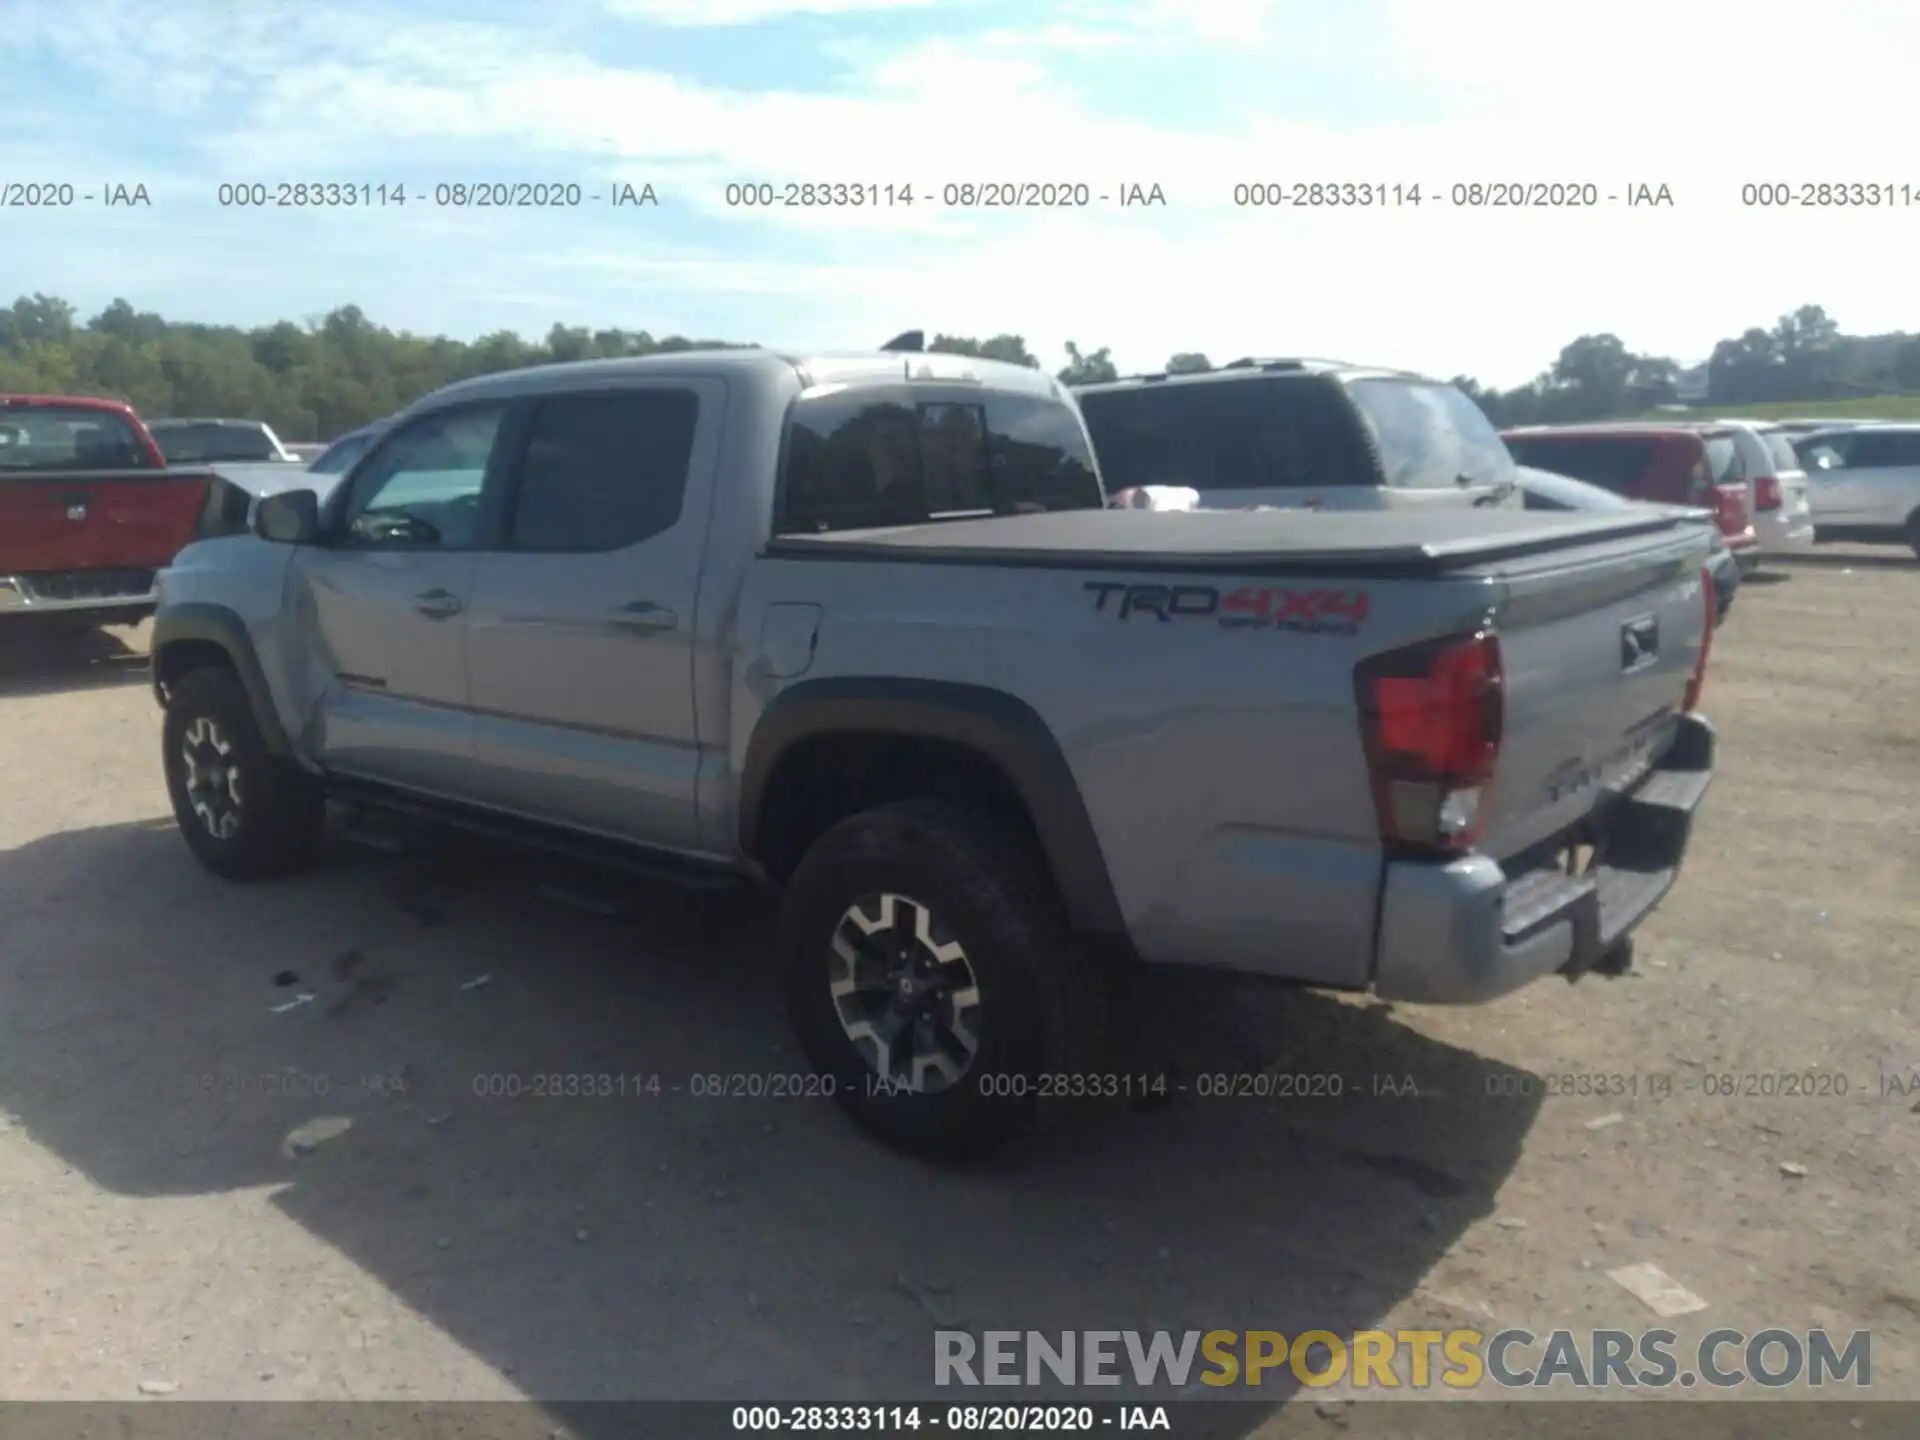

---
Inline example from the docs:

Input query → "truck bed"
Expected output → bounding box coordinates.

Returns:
[765,507,1683,577]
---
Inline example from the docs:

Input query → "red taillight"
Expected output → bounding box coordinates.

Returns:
[1355,631,1504,857]
[1754,475,1782,511]
[1685,568,1714,711]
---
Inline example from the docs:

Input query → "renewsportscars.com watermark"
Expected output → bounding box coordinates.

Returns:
[935,1328,1872,1390]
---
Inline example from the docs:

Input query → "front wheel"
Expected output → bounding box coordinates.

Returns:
[162,667,325,880]
[779,799,1110,1161]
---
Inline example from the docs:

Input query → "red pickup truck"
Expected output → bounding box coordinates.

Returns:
[0,394,232,628]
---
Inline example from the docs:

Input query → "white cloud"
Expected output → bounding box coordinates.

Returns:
[604,0,935,23]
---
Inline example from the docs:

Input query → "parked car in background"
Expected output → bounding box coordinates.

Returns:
[1793,424,1920,557]
[1515,465,1738,624]
[150,347,1717,1158]
[1075,359,1523,513]
[307,418,392,480]
[1500,424,1760,574]
[1703,420,1816,556]
[286,442,326,463]
[148,418,301,465]
[0,394,240,627]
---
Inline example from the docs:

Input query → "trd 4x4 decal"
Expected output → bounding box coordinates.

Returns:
[1085,582,1369,635]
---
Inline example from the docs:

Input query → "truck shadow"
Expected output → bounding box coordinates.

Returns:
[0,622,149,698]
[0,818,1544,1434]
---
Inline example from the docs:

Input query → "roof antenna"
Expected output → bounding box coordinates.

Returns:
[880,330,924,352]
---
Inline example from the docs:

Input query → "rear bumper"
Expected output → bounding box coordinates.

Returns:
[1372,712,1714,1004]
[0,569,158,616]
[1754,510,1817,553]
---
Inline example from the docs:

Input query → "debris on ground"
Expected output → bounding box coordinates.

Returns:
[1607,1261,1707,1318]
[1496,1217,1528,1231]
[1585,1112,1626,1131]
[281,1116,353,1158]
[1780,1161,1809,1177]
[268,992,315,1014]
[136,1380,179,1396]
[459,974,492,991]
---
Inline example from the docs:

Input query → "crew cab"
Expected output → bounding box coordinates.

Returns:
[1075,359,1524,513]
[0,394,231,627]
[149,349,1718,1159]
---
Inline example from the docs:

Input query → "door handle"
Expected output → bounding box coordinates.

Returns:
[414,588,463,619]
[609,600,678,632]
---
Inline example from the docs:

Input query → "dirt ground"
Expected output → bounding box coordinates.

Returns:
[0,548,1915,1432]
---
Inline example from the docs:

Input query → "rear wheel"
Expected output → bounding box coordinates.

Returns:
[162,667,325,880]
[779,798,1110,1161]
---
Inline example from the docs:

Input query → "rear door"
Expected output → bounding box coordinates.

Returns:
[460,381,722,853]
[285,401,512,796]
[1756,426,1813,526]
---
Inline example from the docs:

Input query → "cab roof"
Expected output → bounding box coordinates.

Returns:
[1074,357,1433,395]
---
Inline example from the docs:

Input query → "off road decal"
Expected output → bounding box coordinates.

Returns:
[1085,582,1369,635]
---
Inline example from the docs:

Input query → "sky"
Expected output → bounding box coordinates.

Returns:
[4,0,1918,387]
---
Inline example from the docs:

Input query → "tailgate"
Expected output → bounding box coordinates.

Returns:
[1472,525,1713,860]
[0,470,212,573]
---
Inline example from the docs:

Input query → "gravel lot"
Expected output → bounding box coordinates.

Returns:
[0,549,1915,1431]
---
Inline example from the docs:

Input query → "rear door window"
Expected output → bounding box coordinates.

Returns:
[1846,429,1920,467]
[1075,375,1375,492]
[778,387,1104,533]
[1500,436,1656,494]
[1345,378,1516,489]
[507,390,700,552]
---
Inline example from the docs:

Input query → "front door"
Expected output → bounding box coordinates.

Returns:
[285,401,513,797]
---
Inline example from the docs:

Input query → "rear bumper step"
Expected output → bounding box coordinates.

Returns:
[1372,712,1714,1004]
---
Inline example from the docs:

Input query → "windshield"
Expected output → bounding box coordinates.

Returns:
[310,430,379,475]
[150,421,279,463]
[0,405,153,470]
[1345,378,1517,490]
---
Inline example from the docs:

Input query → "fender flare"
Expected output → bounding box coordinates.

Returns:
[739,677,1128,943]
[150,602,295,756]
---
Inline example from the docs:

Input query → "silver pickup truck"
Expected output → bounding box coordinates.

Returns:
[150,348,1719,1158]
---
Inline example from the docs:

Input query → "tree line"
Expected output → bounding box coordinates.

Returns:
[2,292,1916,442]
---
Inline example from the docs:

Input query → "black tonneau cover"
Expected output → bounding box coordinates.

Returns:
[765,507,1685,579]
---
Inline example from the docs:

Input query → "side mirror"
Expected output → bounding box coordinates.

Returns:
[253,488,320,544]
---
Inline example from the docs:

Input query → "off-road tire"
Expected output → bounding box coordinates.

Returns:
[162,666,325,881]
[779,798,1111,1162]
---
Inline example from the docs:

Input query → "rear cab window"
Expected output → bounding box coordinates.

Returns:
[1074,374,1376,492]
[777,385,1104,534]
[150,422,277,463]
[507,390,700,551]
[1344,377,1517,490]
[0,404,154,471]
